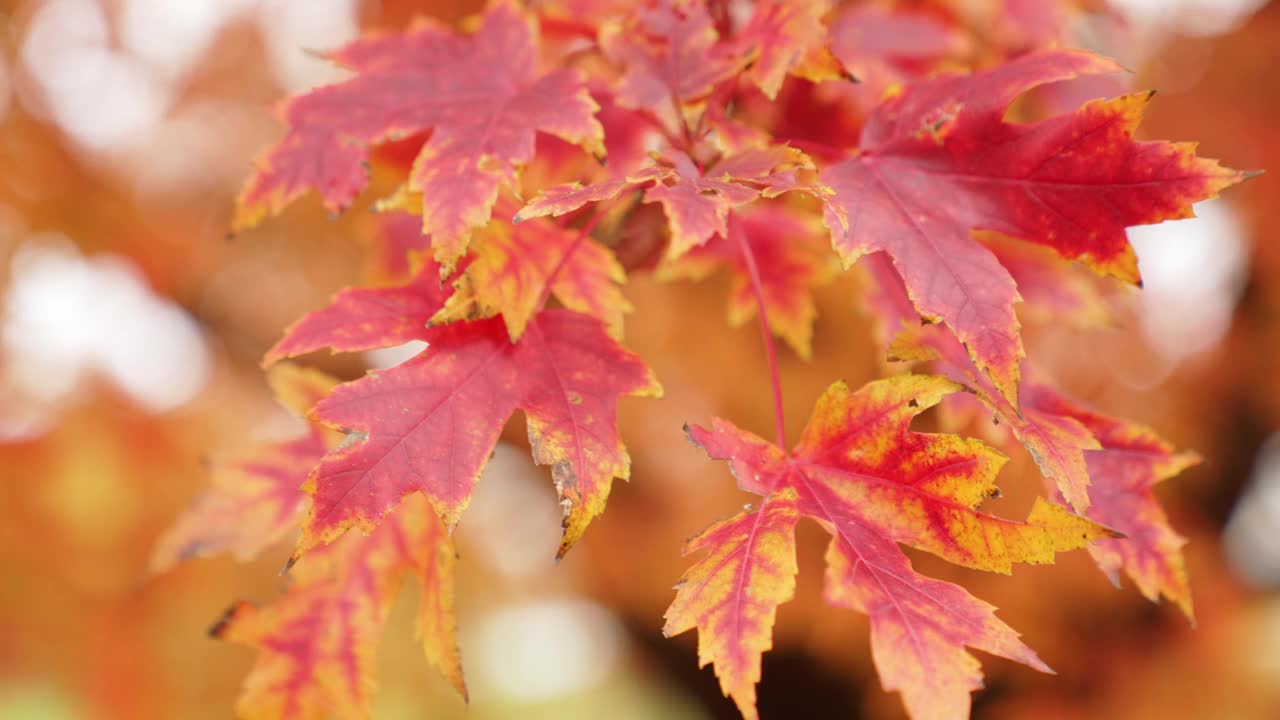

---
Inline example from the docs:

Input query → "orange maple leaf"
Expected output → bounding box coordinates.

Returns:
[734,0,846,99]
[433,201,630,341]
[150,365,338,572]
[212,494,463,720]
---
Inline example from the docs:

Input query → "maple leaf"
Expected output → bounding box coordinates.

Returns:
[670,375,1112,719]
[306,311,659,558]
[234,0,605,269]
[659,203,837,358]
[151,365,337,572]
[864,253,1195,615]
[213,494,463,720]
[820,49,1246,404]
[599,0,744,112]
[262,259,452,368]
[863,250,1100,512]
[664,489,801,719]
[516,146,821,258]
[433,202,630,341]
[269,285,659,557]
[1022,385,1199,619]
[735,0,845,99]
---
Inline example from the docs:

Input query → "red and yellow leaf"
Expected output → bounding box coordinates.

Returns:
[866,253,1195,616]
[663,490,801,720]
[671,375,1110,718]
[235,0,604,269]
[150,365,338,572]
[212,494,463,720]
[434,205,630,340]
[1023,386,1198,619]
[824,531,1049,720]
[821,49,1246,403]
[735,0,845,99]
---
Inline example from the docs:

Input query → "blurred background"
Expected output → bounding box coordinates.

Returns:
[1,0,1279,718]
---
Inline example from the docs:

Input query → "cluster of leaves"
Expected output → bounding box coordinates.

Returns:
[155,1,1249,718]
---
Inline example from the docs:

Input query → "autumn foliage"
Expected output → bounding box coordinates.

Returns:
[151,1,1253,718]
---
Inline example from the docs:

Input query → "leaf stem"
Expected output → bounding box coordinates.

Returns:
[632,107,687,151]
[728,212,787,449]
[673,96,698,152]
[535,206,609,312]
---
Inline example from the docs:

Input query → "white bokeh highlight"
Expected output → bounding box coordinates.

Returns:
[257,0,360,92]
[1226,434,1280,588]
[1110,0,1268,36]
[1,238,210,438]
[1128,199,1249,365]
[19,0,358,153]
[468,597,625,702]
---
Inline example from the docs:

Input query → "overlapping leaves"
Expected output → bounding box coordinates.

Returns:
[864,250,1197,619]
[668,376,1111,719]
[820,49,1245,404]
[235,0,604,269]
[264,261,660,560]
[179,1,1254,719]
[155,367,464,719]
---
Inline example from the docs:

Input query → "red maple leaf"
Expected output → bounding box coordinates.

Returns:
[262,260,452,368]
[235,0,605,269]
[1022,385,1199,619]
[667,375,1110,719]
[600,0,744,112]
[303,310,659,559]
[265,264,659,559]
[820,49,1245,404]
[516,146,821,258]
